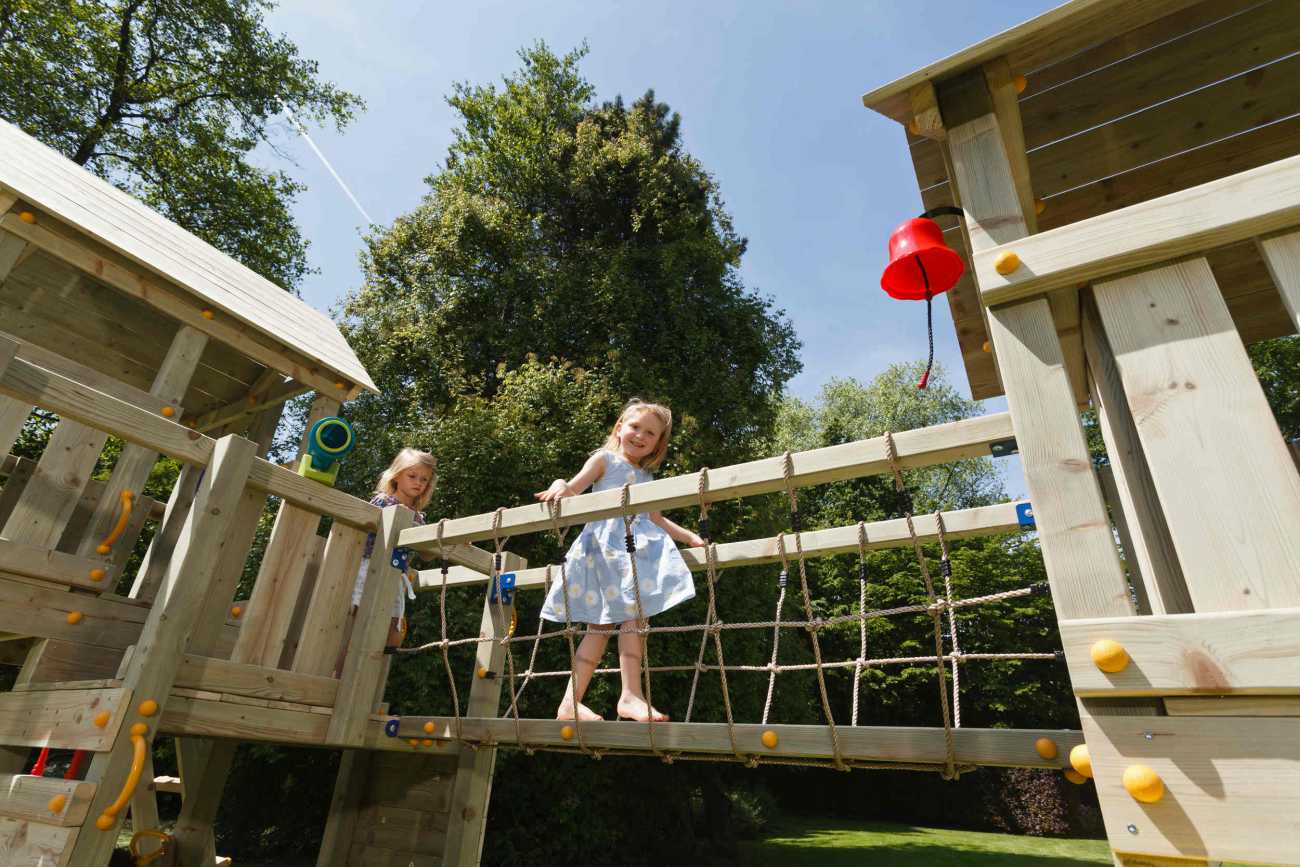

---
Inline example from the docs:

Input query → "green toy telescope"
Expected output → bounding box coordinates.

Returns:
[297,416,355,486]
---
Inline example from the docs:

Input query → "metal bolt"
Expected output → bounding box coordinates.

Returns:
[1143,731,1154,740]
[1127,824,1138,835]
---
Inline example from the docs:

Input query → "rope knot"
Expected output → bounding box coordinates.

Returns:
[709,620,725,635]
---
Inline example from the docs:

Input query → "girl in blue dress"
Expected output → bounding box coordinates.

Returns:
[535,399,703,723]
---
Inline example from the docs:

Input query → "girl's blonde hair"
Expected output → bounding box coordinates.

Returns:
[602,399,674,471]
[374,447,437,510]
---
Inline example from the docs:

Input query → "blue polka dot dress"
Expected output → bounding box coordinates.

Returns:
[540,450,696,625]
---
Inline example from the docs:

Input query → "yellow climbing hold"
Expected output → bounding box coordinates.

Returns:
[1034,737,1058,760]
[981,341,991,353]
[160,406,175,418]
[560,725,575,741]
[476,666,489,679]
[1034,198,1046,215]
[138,699,159,717]
[761,730,779,750]
[202,309,215,320]
[66,611,83,625]
[48,794,67,813]
[18,211,36,224]
[408,739,420,747]
[130,722,149,737]
[94,711,111,729]
[230,606,242,619]
[1090,639,1130,673]
[1123,764,1164,803]
[96,814,116,831]
[1069,744,1092,779]
[89,568,106,582]
[423,721,435,735]
[422,739,434,748]
[994,251,1021,275]
[1013,74,1028,94]
[1064,769,1087,785]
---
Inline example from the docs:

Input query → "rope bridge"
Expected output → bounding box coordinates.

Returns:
[387,421,1076,775]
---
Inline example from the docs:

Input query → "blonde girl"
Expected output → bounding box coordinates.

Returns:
[535,399,703,723]
[350,448,437,651]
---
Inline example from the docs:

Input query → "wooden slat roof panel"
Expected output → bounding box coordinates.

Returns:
[0,120,376,393]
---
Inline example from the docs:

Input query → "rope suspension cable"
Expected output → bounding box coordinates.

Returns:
[548,498,600,759]
[935,510,963,728]
[782,451,848,772]
[683,469,713,723]
[851,522,869,726]
[760,534,790,726]
[884,432,959,780]
[434,519,463,742]
[621,484,664,760]
[491,507,535,754]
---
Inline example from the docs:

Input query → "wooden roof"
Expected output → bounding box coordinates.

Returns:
[863,0,1299,400]
[0,119,377,400]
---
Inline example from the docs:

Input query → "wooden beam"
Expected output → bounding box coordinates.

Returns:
[0,577,148,649]
[191,375,308,434]
[0,817,77,864]
[1084,714,1300,864]
[1094,465,1152,616]
[1093,259,1300,610]
[403,717,1080,768]
[974,153,1300,306]
[316,751,372,867]
[69,435,257,867]
[128,463,202,602]
[1082,295,1191,616]
[293,523,368,678]
[0,536,109,590]
[907,81,945,140]
[329,506,415,746]
[173,655,338,707]
[1164,696,1300,717]
[443,500,1029,592]
[1061,607,1300,696]
[1257,230,1300,334]
[402,413,1015,551]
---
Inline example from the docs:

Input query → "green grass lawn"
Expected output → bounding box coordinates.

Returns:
[738,818,1113,866]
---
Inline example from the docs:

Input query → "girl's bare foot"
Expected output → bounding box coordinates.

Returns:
[556,701,603,722]
[616,694,669,722]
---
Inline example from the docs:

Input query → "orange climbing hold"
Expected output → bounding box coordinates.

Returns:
[89,568,106,582]
[560,725,574,741]
[1064,769,1087,785]
[1090,639,1129,673]
[66,611,83,625]
[1034,737,1058,760]
[761,730,779,749]
[18,211,36,224]
[1069,744,1092,779]
[138,700,159,717]
[423,721,435,734]
[48,794,67,813]
[1123,764,1164,803]
[94,711,111,728]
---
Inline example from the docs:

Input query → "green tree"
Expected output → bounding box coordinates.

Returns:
[0,0,362,288]
[340,42,799,469]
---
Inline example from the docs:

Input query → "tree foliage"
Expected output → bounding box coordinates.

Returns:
[0,0,362,287]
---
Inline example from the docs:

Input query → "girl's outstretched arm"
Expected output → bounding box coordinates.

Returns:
[650,512,705,548]
[535,451,606,502]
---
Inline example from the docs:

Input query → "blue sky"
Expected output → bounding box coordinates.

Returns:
[260,0,1061,494]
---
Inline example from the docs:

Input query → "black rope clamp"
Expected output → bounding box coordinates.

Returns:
[858,562,867,582]
[778,570,788,588]
[698,517,710,543]
[1029,580,1052,597]
[624,533,636,554]
[441,562,449,578]
[940,558,952,579]
[790,510,801,534]
[896,489,914,516]
[493,553,502,572]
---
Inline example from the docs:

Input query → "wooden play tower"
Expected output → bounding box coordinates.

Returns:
[0,0,1297,864]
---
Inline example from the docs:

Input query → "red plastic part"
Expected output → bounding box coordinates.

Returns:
[880,217,965,301]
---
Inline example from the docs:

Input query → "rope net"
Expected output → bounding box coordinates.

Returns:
[394,434,1056,774]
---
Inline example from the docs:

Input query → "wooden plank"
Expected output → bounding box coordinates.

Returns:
[975,152,1300,306]
[463,500,1029,592]
[316,750,372,867]
[907,81,945,140]
[354,804,446,855]
[2,330,168,415]
[1095,465,1152,616]
[401,412,1015,551]
[0,775,96,827]
[404,717,1081,768]
[0,417,107,548]
[0,538,110,591]
[0,400,32,473]
[1061,608,1300,696]
[1093,259,1300,610]
[129,463,202,602]
[349,845,439,867]
[1041,114,1300,232]
[68,435,257,867]
[0,687,127,751]
[1258,230,1300,333]
[174,655,338,707]
[11,640,122,685]
[1020,0,1299,150]
[329,506,414,746]
[231,505,322,667]
[1028,52,1300,201]
[1082,714,1300,864]
[1164,696,1300,717]
[860,0,1203,122]
[0,816,76,867]
[294,523,368,677]
[247,460,380,531]
[0,575,148,649]
[159,693,328,744]
[1082,295,1192,616]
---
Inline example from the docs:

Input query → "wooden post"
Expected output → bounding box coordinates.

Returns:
[1081,294,1192,615]
[328,504,415,746]
[75,326,208,561]
[1092,258,1300,611]
[315,750,372,867]
[1094,464,1151,616]
[293,523,369,677]
[441,551,525,867]
[1256,230,1300,334]
[0,234,33,458]
[67,434,257,867]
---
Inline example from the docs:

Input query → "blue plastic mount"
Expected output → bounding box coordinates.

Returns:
[384,718,400,738]
[491,571,516,605]
[1016,502,1036,528]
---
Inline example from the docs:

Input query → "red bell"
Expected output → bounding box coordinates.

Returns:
[880,216,964,300]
